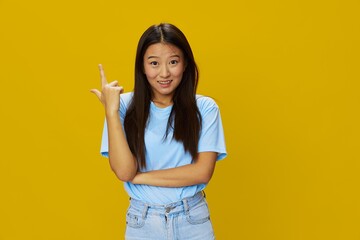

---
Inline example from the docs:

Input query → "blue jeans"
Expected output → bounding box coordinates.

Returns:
[125,191,215,240]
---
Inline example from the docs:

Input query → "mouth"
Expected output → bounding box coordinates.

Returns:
[157,80,173,85]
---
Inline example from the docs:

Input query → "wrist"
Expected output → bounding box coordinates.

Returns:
[105,109,119,118]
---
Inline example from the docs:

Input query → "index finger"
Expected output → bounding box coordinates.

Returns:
[98,64,107,87]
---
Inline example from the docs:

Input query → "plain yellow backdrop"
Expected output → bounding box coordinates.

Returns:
[0,0,359,239]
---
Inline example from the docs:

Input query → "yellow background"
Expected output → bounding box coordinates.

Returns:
[0,0,359,239]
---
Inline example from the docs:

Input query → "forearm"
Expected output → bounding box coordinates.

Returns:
[131,152,217,187]
[106,111,137,181]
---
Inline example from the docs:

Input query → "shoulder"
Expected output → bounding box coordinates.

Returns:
[119,92,134,116]
[196,95,219,113]
[120,92,134,107]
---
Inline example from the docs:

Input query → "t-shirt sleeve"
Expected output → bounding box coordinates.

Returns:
[100,94,129,158]
[197,97,227,161]
[100,119,110,158]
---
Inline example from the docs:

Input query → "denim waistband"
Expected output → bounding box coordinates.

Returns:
[129,191,205,218]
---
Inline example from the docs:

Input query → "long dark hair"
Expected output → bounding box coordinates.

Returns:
[124,23,201,169]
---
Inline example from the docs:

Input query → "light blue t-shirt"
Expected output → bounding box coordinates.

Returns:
[100,92,227,204]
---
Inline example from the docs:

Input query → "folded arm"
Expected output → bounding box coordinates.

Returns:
[130,152,217,187]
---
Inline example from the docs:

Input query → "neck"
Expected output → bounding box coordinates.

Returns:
[152,99,173,108]
[151,94,174,108]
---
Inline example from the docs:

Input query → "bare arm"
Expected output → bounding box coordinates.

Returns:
[105,111,137,181]
[131,152,217,187]
[91,64,137,182]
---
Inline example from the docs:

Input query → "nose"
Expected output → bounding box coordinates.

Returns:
[159,65,170,78]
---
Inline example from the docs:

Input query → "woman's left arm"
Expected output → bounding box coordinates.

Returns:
[131,152,217,187]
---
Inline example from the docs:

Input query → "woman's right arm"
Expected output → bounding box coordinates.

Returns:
[105,111,138,181]
[91,64,137,182]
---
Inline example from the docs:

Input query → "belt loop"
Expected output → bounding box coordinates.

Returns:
[202,190,206,198]
[182,199,189,214]
[142,204,149,220]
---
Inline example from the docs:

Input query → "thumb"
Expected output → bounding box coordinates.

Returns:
[90,89,102,101]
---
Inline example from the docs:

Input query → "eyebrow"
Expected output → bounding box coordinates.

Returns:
[147,54,181,59]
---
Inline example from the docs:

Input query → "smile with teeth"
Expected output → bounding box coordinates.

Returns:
[157,80,172,85]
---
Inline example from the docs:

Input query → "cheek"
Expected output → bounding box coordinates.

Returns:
[171,64,185,78]
[144,67,158,80]
[173,68,184,79]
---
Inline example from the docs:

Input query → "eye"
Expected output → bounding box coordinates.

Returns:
[150,61,159,66]
[170,60,178,65]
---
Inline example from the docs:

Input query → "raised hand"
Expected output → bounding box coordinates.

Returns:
[90,64,124,114]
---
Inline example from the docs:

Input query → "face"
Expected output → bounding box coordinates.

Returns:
[143,43,186,104]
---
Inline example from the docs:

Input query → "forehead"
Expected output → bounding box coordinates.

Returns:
[144,43,183,57]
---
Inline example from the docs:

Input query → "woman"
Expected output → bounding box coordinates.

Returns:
[91,23,227,240]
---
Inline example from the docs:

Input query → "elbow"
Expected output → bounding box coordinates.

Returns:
[197,172,213,184]
[110,166,137,182]
[108,156,138,182]
[113,169,136,182]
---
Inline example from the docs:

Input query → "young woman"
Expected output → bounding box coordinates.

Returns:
[91,23,227,240]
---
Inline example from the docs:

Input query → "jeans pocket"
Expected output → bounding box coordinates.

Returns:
[126,208,145,228]
[185,199,211,225]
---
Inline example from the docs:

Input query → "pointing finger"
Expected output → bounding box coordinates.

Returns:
[98,64,107,87]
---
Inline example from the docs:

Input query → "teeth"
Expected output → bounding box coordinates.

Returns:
[158,80,172,84]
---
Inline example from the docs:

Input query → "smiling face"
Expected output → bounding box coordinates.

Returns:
[143,43,186,106]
